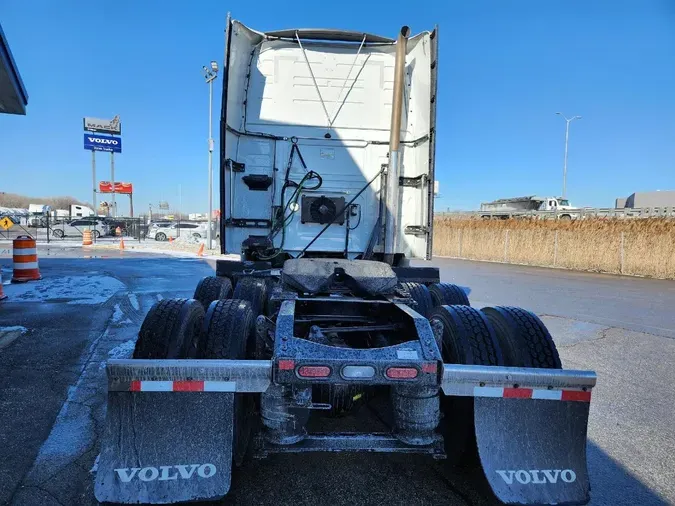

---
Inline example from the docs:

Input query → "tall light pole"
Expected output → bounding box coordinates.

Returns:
[203,61,218,250]
[555,112,581,199]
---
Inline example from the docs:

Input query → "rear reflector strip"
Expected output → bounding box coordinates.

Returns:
[297,366,331,378]
[129,381,236,392]
[278,359,295,370]
[385,367,418,379]
[474,386,591,402]
[422,362,437,374]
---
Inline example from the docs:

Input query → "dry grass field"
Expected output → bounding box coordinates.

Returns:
[433,217,675,279]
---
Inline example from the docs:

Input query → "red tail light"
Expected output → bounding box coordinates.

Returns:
[386,367,418,379]
[298,365,331,378]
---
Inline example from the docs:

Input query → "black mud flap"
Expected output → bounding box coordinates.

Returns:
[475,398,591,505]
[95,392,234,504]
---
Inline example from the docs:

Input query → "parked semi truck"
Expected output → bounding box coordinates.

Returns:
[95,18,597,506]
[480,195,578,219]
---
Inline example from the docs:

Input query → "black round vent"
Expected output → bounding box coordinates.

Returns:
[309,196,338,224]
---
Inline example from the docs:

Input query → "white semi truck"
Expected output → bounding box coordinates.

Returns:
[95,18,596,506]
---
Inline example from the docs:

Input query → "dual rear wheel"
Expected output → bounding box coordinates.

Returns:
[134,275,265,466]
[430,304,562,464]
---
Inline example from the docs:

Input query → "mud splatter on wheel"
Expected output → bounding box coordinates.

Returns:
[233,277,268,317]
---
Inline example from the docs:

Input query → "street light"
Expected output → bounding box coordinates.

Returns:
[203,61,218,250]
[555,112,582,199]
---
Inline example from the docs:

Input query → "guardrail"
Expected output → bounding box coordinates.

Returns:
[439,207,675,220]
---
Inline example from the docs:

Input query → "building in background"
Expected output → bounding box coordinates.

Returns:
[615,191,675,208]
[0,22,28,115]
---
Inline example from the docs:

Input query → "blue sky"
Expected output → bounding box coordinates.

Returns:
[1,0,674,214]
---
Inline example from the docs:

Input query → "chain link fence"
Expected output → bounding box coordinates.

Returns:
[0,214,146,243]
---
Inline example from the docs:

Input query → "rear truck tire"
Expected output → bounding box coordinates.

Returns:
[429,305,503,465]
[201,299,256,466]
[232,277,268,317]
[429,282,470,307]
[133,298,204,359]
[481,306,562,368]
[400,281,433,318]
[193,275,233,310]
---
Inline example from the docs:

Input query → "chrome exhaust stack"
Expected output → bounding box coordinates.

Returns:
[384,26,410,265]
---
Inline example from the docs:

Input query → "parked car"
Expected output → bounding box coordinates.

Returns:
[51,219,110,239]
[147,222,209,241]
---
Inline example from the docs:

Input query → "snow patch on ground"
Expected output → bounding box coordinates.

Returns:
[4,275,125,305]
[0,325,27,333]
[100,338,136,370]
[108,339,136,359]
[127,292,140,310]
[111,304,124,323]
[89,454,100,474]
[0,326,28,350]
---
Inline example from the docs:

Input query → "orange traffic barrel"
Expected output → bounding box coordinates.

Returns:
[12,235,41,283]
[82,229,93,246]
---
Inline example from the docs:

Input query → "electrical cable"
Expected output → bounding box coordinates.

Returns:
[348,204,362,230]
[258,138,323,260]
[298,168,384,258]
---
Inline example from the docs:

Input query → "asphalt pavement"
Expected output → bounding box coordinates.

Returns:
[0,247,673,505]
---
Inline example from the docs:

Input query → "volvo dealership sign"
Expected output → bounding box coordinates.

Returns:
[84,133,122,153]
[83,115,121,134]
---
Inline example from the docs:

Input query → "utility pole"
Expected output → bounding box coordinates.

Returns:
[92,151,97,215]
[111,152,116,217]
[203,61,219,250]
[555,112,582,199]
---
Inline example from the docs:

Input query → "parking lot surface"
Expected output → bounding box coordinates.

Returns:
[0,248,672,505]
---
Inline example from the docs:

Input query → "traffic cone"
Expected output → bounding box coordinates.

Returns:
[197,243,204,257]
[0,273,7,301]
[119,238,125,251]
[169,237,174,243]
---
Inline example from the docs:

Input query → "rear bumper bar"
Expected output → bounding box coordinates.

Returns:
[106,359,596,398]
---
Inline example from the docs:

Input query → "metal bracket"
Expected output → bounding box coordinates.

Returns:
[226,218,272,228]
[227,159,245,173]
[253,432,445,458]
[404,225,429,236]
[399,174,427,188]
